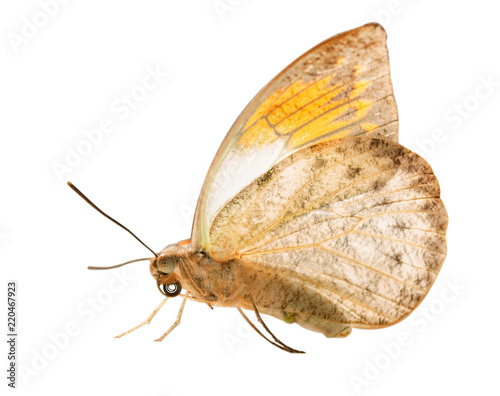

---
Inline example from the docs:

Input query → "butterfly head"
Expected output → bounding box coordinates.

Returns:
[150,241,192,298]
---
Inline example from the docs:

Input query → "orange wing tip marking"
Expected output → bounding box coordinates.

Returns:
[239,118,277,147]
[288,99,374,147]
[239,56,375,149]
[315,129,352,144]
[243,80,308,130]
[274,85,345,134]
[354,65,366,75]
[360,122,380,133]
[268,76,335,126]
[280,79,373,145]
[274,77,372,137]
[349,80,371,99]
[243,89,284,129]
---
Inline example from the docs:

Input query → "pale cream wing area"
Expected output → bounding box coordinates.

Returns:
[209,137,448,328]
[191,23,398,251]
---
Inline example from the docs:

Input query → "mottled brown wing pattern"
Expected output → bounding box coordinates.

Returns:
[209,137,447,327]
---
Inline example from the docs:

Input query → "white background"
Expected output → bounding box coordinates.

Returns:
[1,1,499,395]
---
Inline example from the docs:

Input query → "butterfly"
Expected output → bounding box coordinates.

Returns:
[69,22,448,353]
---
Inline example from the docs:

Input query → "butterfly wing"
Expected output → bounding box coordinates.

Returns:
[192,23,398,250]
[208,137,447,332]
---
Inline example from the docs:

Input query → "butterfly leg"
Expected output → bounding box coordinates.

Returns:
[154,292,189,342]
[237,307,289,352]
[237,302,304,354]
[250,297,305,354]
[115,297,169,338]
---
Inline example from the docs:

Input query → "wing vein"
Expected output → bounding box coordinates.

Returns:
[237,147,397,248]
[242,243,427,293]
[271,71,390,128]
[241,181,440,252]
[243,259,398,322]
[333,181,437,208]
[318,246,428,292]
[286,92,394,138]
[352,230,446,254]
[241,54,391,134]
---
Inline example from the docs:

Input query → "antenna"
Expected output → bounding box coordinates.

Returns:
[67,182,158,258]
[88,257,151,270]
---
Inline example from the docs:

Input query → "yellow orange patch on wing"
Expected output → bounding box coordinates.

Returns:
[354,65,365,75]
[349,80,371,99]
[244,88,284,129]
[273,85,345,134]
[316,128,352,144]
[239,118,277,147]
[243,80,309,130]
[238,72,376,149]
[274,78,372,136]
[268,76,335,126]
[288,99,374,147]
[360,122,380,133]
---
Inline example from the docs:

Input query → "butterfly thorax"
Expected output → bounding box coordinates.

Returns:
[150,240,243,306]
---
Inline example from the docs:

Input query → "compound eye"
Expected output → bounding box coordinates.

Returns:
[161,280,182,297]
[157,256,175,274]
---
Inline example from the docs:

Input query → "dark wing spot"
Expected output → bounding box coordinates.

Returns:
[391,252,403,266]
[257,168,274,187]
[345,164,362,179]
[313,156,327,170]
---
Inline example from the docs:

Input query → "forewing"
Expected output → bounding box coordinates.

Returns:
[192,23,398,250]
[209,137,448,327]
